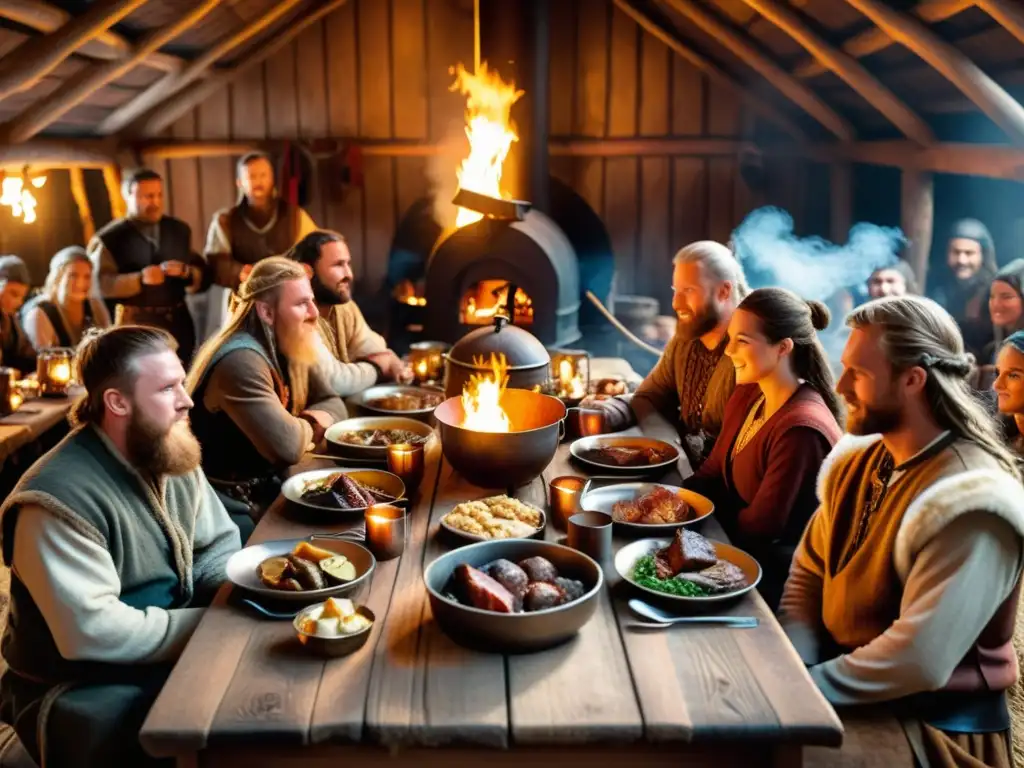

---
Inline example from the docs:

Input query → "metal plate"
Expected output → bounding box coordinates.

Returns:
[614,537,762,605]
[282,468,405,514]
[569,435,679,474]
[347,384,445,417]
[226,537,376,604]
[439,496,547,543]
[579,482,714,533]
[324,416,434,459]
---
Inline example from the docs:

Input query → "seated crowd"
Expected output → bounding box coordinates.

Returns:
[0,174,1022,767]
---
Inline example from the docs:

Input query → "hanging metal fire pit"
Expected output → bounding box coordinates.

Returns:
[443,315,551,398]
[434,388,566,489]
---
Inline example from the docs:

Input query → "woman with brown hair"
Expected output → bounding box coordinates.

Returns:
[21,246,111,350]
[684,287,843,610]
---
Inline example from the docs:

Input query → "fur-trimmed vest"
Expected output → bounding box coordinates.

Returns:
[0,425,207,686]
[816,433,1024,694]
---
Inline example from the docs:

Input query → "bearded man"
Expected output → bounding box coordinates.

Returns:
[287,230,410,394]
[780,295,1024,768]
[0,325,240,768]
[87,168,208,364]
[186,256,346,525]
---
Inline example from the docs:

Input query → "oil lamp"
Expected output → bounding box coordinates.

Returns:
[0,367,21,416]
[548,348,590,402]
[37,347,74,397]
[408,341,448,384]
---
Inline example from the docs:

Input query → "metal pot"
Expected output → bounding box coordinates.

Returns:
[444,316,551,398]
[434,388,566,488]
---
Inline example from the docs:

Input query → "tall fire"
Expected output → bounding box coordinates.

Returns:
[461,353,512,433]
[449,62,523,228]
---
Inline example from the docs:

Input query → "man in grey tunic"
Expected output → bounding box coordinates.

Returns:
[0,325,241,768]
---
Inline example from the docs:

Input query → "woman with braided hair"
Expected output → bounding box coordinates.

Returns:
[186,256,346,535]
[683,287,843,610]
[780,295,1024,768]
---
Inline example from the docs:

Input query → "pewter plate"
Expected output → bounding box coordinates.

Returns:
[579,482,714,533]
[324,415,434,459]
[348,384,445,418]
[226,537,376,604]
[569,435,679,474]
[282,467,405,514]
[614,537,762,605]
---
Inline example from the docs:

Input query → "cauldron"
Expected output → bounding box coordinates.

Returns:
[444,316,551,398]
[434,389,566,488]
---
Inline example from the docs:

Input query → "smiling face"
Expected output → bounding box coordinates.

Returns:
[947,237,984,282]
[724,308,791,386]
[62,260,92,303]
[314,240,354,304]
[989,280,1023,330]
[835,326,907,435]
[994,344,1024,416]
[127,178,164,223]
[671,261,728,342]
[0,280,29,315]
[258,278,320,365]
[867,268,908,299]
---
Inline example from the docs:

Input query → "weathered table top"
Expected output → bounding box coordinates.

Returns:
[141,426,843,767]
[0,391,79,464]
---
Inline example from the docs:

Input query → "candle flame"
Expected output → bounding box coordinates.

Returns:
[460,353,512,433]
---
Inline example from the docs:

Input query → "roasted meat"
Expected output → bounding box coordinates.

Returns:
[517,556,559,583]
[486,559,530,609]
[523,581,567,612]
[334,475,374,507]
[654,528,717,579]
[612,486,692,525]
[451,564,516,613]
[555,577,586,602]
[679,560,748,594]
[586,445,673,467]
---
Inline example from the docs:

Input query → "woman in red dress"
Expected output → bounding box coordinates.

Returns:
[684,287,843,610]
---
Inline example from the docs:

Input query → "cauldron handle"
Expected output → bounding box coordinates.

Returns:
[557,418,565,441]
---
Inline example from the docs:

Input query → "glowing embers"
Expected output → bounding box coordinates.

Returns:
[460,280,534,326]
[460,353,511,433]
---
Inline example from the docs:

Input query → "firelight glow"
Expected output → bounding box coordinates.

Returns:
[0,175,45,224]
[449,61,523,228]
[460,353,512,433]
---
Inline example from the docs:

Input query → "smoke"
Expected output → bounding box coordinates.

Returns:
[730,207,906,303]
[424,116,467,231]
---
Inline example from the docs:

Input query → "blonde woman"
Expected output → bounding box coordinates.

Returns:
[22,246,110,350]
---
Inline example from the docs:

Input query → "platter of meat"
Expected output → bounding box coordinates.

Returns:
[614,529,761,604]
[325,416,434,458]
[580,482,713,532]
[569,435,679,473]
[282,468,406,513]
[349,384,444,419]
[226,537,376,604]
[423,539,603,652]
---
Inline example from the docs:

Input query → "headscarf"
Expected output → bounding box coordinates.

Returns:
[991,259,1024,348]
[186,256,311,413]
[869,260,919,295]
[948,218,998,275]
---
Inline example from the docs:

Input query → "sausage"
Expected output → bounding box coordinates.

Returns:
[485,559,529,610]
[523,581,567,612]
[333,474,374,508]
[517,556,560,583]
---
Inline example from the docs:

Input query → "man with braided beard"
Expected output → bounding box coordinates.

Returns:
[780,295,1024,767]
[186,257,346,533]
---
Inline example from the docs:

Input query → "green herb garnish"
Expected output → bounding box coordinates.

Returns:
[631,555,710,597]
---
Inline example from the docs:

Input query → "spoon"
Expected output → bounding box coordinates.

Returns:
[627,598,758,629]
[239,598,304,620]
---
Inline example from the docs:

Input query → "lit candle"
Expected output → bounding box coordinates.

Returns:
[387,442,425,492]
[364,504,407,561]
[578,408,607,437]
[37,348,74,396]
[51,361,71,384]
[549,475,586,530]
[9,392,22,412]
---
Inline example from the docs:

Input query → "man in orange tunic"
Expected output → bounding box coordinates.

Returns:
[780,295,1024,767]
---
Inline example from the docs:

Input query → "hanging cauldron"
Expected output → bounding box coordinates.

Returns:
[443,315,551,398]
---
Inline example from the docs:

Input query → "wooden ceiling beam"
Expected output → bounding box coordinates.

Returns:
[97,0,306,136]
[139,0,350,136]
[0,137,118,170]
[793,0,973,80]
[613,0,805,140]
[0,0,182,72]
[976,0,1024,46]
[843,0,1024,145]
[0,0,149,101]
[660,0,855,140]
[737,0,933,145]
[4,0,221,143]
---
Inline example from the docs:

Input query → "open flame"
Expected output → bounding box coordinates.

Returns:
[0,174,45,224]
[449,62,523,228]
[460,353,512,433]
[556,358,586,400]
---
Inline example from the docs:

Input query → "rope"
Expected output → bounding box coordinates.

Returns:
[584,291,664,357]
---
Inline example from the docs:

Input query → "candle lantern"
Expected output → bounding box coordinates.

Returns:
[548,348,590,403]
[408,341,448,384]
[0,367,20,416]
[14,377,40,401]
[364,504,408,561]
[387,442,425,492]
[37,347,74,397]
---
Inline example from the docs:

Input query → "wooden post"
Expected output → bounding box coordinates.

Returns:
[103,164,126,220]
[68,167,95,241]
[830,163,853,244]
[901,170,934,292]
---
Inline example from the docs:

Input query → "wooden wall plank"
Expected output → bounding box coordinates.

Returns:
[708,158,737,244]
[548,0,577,185]
[604,3,639,295]
[391,0,428,141]
[229,66,267,141]
[639,24,671,311]
[197,96,234,242]
[672,158,708,255]
[265,42,300,139]
[168,112,203,251]
[296,20,330,226]
[574,0,609,219]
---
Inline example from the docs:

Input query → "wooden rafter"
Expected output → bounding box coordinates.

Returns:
[0,0,149,101]
[843,0,1024,145]
[614,0,805,140]
[97,0,306,136]
[660,0,855,140]
[737,0,933,145]
[4,0,221,143]
[0,138,117,170]
[0,0,182,72]
[794,0,972,80]
[976,0,1024,46]
[139,0,351,136]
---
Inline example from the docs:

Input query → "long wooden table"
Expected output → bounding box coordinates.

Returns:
[141,427,844,767]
